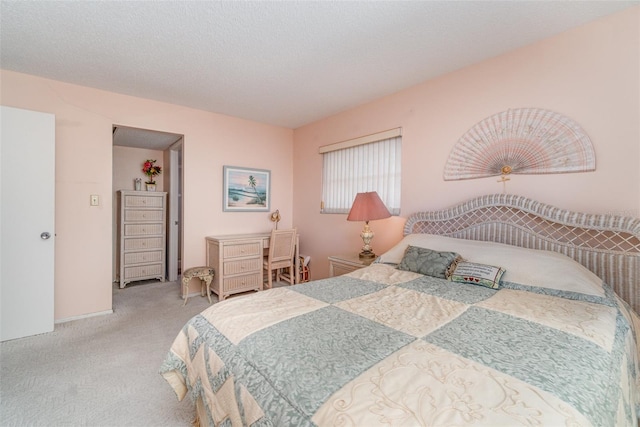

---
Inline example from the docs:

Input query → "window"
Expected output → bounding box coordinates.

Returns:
[320,128,401,215]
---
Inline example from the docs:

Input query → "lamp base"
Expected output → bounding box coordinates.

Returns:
[359,250,376,259]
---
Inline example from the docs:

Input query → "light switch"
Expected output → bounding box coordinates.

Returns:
[90,194,99,206]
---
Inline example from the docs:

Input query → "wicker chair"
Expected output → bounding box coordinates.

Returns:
[263,228,297,289]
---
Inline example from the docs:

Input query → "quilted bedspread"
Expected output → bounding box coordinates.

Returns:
[160,264,640,426]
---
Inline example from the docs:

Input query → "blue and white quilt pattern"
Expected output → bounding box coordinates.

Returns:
[161,264,640,427]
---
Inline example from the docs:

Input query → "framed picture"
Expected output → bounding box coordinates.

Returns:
[223,166,271,212]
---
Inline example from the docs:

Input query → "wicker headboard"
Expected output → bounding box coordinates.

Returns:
[403,194,640,313]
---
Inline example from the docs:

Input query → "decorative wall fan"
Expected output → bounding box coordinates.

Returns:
[443,108,595,181]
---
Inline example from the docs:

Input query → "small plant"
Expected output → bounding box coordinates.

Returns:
[142,159,162,184]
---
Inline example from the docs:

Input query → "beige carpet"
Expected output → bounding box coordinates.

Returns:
[0,279,218,426]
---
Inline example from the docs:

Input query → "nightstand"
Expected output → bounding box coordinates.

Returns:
[328,254,375,277]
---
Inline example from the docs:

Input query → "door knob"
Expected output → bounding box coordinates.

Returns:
[40,232,51,240]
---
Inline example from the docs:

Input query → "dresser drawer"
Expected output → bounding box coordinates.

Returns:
[222,273,262,292]
[124,195,164,208]
[330,263,360,277]
[118,191,167,289]
[223,258,262,275]
[124,209,164,222]
[328,255,374,277]
[124,263,163,280]
[124,250,163,266]
[124,223,164,236]
[223,241,262,259]
[124,237,164,251]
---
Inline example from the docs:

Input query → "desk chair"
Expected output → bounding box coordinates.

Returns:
[263,228,297,289]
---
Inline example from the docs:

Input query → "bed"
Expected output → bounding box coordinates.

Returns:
[160,194,640,426]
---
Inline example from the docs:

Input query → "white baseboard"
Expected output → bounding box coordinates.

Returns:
[55,309,113,324]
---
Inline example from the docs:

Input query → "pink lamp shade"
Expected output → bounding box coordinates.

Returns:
[347,192,391,259]
[347,192,391,223]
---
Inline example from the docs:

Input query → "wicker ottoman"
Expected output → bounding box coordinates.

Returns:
[182,266,215,305]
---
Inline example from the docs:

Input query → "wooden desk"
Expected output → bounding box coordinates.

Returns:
[205,232,299,300]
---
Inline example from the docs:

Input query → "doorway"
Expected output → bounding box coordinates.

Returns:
[112,125,183,284]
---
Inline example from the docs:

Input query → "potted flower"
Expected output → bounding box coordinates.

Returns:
[142,159,162,191]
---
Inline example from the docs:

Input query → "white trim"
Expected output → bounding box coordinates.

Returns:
[55,309,113,324]
[167,139,183,282]
[318,127,402,154]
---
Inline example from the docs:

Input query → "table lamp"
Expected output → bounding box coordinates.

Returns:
[346,191,391,259]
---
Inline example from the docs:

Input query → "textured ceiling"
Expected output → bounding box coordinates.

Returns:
[113,126,182,150]
[1,1,636,132]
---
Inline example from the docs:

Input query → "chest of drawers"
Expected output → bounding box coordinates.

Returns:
[206,232,301,300]
[117,191,167,288]
[206,234,265,300]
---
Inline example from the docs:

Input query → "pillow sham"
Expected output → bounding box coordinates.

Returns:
[450,261,505,289]
[397,246,460,279]
[377,234,604,296]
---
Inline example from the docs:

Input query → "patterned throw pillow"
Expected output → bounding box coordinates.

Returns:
[397,246,461,279]
[450,261,505,289]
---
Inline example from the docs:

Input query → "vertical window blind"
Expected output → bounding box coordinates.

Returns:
[320,129,401,215]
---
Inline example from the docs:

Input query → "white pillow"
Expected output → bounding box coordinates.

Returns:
[377,234,604,297]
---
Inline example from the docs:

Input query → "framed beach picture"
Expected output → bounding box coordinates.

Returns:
[223,166,271,212]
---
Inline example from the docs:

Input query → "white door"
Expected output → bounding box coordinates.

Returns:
[1,106,55,341]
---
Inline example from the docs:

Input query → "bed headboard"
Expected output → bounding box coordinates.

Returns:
[403,194,640,313]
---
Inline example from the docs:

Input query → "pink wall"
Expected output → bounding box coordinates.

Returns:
[293,7,640,280]
[0,70,293,320]
[113,146,165,194]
